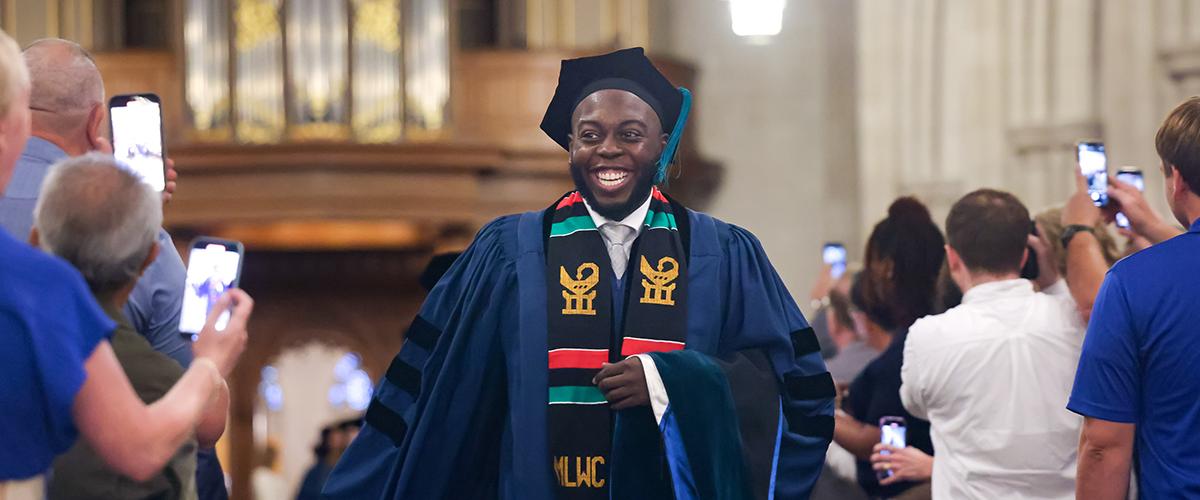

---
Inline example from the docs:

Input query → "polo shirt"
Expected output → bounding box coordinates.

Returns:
[1069,218,1200,497]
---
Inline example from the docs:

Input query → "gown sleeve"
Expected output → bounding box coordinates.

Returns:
[619,225,835,500]
[323,217,518,499]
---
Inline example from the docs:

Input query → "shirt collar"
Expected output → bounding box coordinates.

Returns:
[961,278,1034,305]
[582,191,652,234]
[1190,217,1200,233]
[21,136,68,164]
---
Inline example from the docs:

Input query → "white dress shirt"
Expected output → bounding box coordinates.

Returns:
[582,194,651,278]
[582,193,672,423]
[900,279,1085,500]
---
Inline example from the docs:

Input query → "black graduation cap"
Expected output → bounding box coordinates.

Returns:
[539,48,692,183]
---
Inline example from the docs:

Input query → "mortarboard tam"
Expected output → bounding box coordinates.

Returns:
[540,47,692,184]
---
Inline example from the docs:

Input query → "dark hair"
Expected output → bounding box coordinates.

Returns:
[1156,96,1200,196]
[859,198,945,330]
[945,189,1030,275]
[338,417,363,431]
[314,426,333,459]
[933,260,962,314]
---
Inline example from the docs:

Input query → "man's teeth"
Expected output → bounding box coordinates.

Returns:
[597,170,628,187]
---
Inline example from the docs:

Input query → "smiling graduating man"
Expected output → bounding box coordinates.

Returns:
[323,48,834,500]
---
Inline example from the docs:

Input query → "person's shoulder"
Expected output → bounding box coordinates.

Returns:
[464,214,523,263]
[1109,232,1194,277]
[906,308,970,353]
[0,233,88,295]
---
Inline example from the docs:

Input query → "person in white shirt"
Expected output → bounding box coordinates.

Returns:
[895,189,1085,499]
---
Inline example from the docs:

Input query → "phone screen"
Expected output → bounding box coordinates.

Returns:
[823,243,847,279]
[1077,142,1108,207]
[109,95,165,191]
[1115,170,1145,229]
[878,417,907,479]
[180,240,243,335]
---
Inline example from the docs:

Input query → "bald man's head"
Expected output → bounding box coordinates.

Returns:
[23,38,105,150]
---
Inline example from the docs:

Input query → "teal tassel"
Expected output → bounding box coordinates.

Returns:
[655,87,692,184]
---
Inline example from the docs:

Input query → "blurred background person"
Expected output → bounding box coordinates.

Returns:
[898,189,1083,499]
[295,426,337,500]
[35,153,231,500]
[823,271,884,385]
[833,197,944,500]
[251,443,286,500]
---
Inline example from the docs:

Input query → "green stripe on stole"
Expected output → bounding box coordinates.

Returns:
[549,386,607,404]
[549,215,596,237]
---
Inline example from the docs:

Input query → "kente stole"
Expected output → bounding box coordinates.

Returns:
[545,187,688,499]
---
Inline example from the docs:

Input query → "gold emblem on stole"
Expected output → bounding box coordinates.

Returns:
[639,256,679,306]
[560,263,600,315]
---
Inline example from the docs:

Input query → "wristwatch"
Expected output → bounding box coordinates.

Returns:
[1060,224,1096,248]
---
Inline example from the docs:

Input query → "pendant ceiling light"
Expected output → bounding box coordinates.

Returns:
[729,0,786,37]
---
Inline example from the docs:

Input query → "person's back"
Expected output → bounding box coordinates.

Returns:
[48,303,196,500]
[901,188,1084,499]
[1070,229,1200,496]
[904,280,1083,498]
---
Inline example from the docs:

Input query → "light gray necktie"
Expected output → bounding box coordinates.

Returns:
[600,223,637,278]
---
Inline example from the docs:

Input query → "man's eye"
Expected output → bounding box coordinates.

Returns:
[622,131,643,140]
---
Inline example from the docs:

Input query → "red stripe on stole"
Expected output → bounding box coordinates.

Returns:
[548,349,609,369]
[620,338,685,357]
[556,192,584,209]
[651,187,668,204]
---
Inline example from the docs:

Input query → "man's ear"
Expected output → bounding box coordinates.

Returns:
[1019,247,1030,270]
[86,103,105,150]
[139,242,160,276]
[945,244,963,273]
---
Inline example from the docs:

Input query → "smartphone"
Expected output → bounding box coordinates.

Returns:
[179,237,245,336]
[1076,141,1108,207]
[1020,222,1040,281]
[108,93,166,192]
[877,416,907,480]
[1114,167,1145,229]
[823,242,847,279]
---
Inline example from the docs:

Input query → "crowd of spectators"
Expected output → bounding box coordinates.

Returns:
[812,94,1200,500]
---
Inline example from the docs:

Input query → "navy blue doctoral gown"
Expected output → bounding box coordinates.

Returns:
[323,208,834,499]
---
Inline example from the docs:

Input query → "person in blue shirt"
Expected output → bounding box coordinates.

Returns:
[1068,96,1200,498]
[0,27,252,496]
[0,37,231,498]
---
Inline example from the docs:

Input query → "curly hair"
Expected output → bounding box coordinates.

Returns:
[858,197,946,330]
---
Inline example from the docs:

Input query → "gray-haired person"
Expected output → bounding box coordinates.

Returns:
[32,153,238,500]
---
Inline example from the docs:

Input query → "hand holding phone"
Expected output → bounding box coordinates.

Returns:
[1076,141,1108,207]
[877,416,907,480]
[191,288,254,377]
[109,93,166,191]
[823,243,847,279]
[180,238,245,336]
[1114,167,1145,229]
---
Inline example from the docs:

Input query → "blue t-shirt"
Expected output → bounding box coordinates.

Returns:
[0,230,115,480]
[1068,218,1200,497]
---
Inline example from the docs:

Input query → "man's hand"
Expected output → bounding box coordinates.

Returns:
[192,289,254,378]
[871,443,933,485]
[163,158,178,205]
[1108,177,1181,244]
[1063,169,1106,227]
[593,357,649,410]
